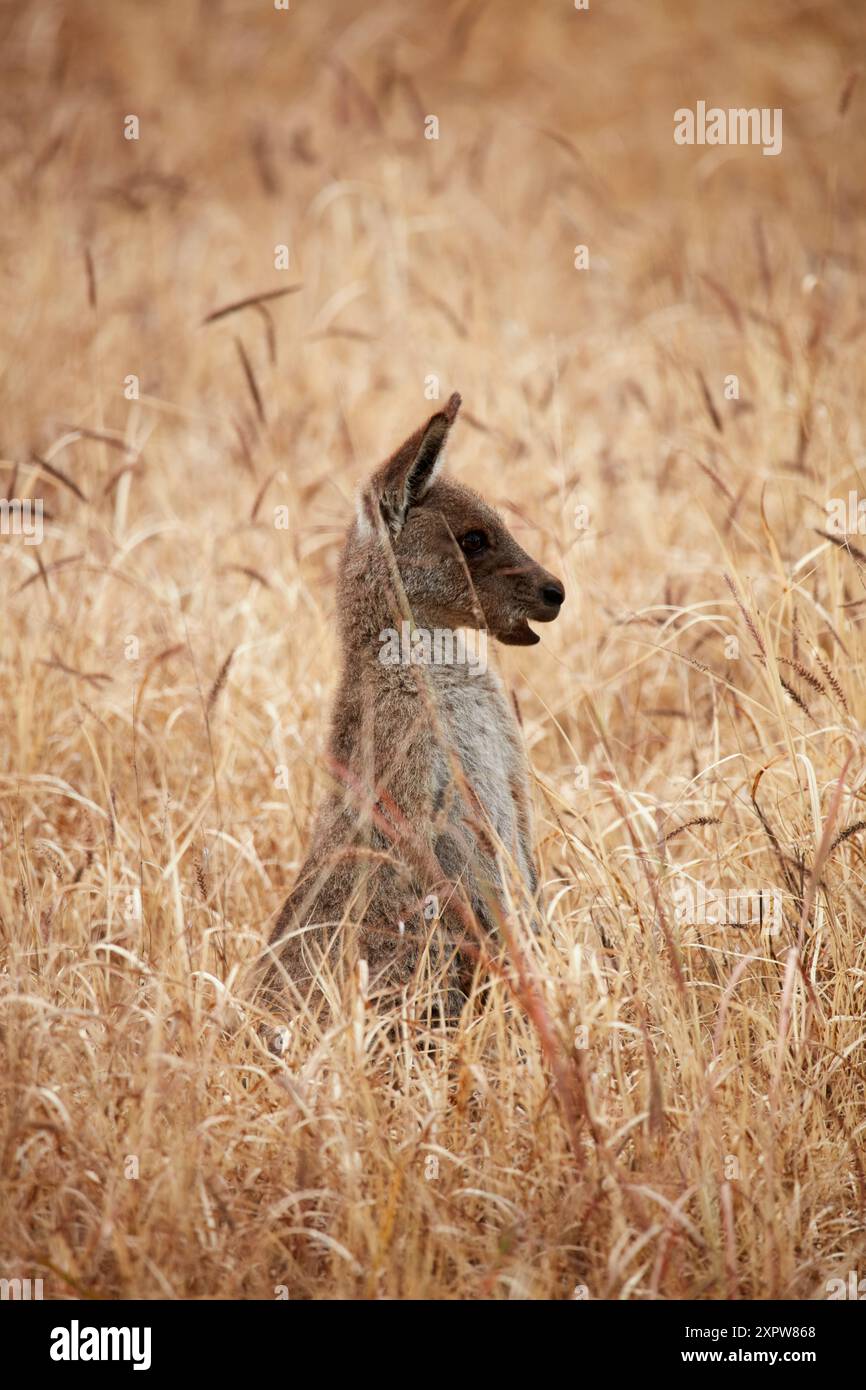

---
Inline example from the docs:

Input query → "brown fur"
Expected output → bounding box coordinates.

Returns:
[259,393,564,1020]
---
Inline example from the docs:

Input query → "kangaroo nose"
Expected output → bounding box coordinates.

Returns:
[540,580,565,608]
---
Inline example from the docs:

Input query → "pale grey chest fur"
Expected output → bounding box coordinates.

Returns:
[428,664,532,886]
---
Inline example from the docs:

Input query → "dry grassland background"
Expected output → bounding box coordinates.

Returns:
[2,0,866,1300]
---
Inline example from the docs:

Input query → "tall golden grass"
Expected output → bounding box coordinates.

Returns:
[2,0,865,1299]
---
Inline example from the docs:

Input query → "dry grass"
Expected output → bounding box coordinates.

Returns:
[2,0,866,1300]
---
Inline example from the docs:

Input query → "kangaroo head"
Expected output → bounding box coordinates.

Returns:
[350,393,564,646]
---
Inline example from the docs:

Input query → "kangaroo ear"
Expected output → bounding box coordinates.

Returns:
[368,392,461,534]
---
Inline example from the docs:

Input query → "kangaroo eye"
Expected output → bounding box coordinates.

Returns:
[459,529,488,555]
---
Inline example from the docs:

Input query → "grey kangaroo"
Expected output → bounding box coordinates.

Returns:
[261,393,564,1018]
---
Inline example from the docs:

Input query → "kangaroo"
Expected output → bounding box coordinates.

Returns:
[260,393,564,1020]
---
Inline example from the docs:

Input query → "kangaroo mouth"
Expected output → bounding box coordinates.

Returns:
[495,599,563,645]
[495,617,541,646]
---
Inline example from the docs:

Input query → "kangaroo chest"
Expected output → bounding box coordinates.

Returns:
[432,670,525,867]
